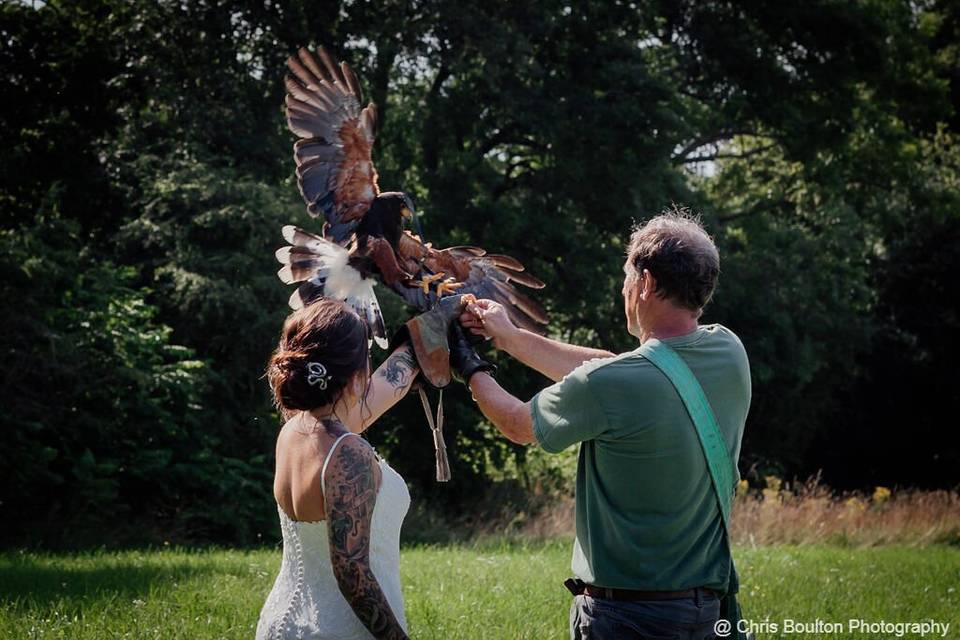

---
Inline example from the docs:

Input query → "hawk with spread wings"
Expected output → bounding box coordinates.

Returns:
[275,46,548,347]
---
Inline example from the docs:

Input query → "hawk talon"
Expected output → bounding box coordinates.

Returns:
[411,272,446,294]
[436,279,464,296]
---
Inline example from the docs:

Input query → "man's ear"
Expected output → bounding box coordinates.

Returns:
[638,269,654,301]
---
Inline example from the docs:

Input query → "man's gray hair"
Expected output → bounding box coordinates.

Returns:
[626,205,720,318]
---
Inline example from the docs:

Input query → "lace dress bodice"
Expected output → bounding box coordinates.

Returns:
[256,434,411,640]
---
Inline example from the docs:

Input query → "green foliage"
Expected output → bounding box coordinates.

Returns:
[1,0,958,546]
[0,215,272,546]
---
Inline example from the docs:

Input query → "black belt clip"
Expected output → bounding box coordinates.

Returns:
[564,577,587,596]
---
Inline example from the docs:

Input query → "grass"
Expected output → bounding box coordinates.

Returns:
[1,542,958,639]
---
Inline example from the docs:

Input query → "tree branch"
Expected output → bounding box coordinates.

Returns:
[672,129,775,162]
[677,142,777,164]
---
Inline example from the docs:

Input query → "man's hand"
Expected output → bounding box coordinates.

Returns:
[461,297,615,382]
[459,298,518,350]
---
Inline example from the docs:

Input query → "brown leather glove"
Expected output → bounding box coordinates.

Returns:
[390,294,473,388]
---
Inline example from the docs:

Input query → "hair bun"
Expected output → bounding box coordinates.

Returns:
[270,348,307,372]
[265,299,370,419]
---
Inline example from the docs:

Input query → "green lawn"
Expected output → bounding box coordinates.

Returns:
[1,542,958,639]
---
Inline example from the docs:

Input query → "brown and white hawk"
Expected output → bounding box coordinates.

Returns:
[276,46,548,346]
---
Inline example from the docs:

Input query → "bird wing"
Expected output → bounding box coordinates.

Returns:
[285,47,379,246]
[276,225,388,349]
[396,231,549,332]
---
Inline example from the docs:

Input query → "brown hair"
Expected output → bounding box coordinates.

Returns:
[626,205,720,318]
[266,298,370,420]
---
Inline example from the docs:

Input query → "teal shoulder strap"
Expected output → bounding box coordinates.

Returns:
[637,339,735,525]
[638,338,749,639]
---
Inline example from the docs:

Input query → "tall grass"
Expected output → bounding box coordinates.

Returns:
[731,478,960,546]
[477,481,960,546]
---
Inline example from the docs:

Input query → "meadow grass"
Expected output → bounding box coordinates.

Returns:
[1,541,958,639]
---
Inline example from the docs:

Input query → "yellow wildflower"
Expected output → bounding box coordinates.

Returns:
[764,475,782,492]
[844,496,866,511]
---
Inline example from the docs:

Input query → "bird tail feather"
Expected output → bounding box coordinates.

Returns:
[277,225,388,349]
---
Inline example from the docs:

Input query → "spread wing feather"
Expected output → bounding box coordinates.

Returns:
[285,47,380,245]
[396,231,549,331]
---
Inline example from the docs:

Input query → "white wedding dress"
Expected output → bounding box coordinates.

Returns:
[256,433,411,640]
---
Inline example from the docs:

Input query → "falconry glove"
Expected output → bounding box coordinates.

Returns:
[390,293,471,389]
[390,293,473,482]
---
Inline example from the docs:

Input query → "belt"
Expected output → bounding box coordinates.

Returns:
[565,578,717,602]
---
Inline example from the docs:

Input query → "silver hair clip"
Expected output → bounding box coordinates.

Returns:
[306,362,331,390]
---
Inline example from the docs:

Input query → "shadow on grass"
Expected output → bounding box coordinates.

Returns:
[0,552,225,607]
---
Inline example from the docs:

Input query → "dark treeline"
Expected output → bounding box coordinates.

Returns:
[1,0,958,547]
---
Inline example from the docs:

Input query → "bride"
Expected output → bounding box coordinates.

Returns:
[256,298,422,640]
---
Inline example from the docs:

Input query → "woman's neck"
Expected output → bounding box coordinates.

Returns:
[297,409,348,436]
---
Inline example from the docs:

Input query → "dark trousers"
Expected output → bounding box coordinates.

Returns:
[569,590,721,640]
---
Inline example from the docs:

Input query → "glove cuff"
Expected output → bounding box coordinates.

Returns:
[461,360,497,386]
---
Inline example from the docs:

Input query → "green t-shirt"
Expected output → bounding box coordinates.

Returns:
[530,324,751,591]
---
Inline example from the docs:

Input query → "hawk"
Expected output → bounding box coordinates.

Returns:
[276,46,548,347]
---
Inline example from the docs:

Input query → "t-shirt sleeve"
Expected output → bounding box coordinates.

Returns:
[530,365,608,453]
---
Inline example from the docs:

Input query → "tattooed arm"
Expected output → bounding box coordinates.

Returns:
[325,437,409,640]
[340,343,419,434]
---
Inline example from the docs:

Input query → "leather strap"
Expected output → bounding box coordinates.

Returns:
[637,339,735,524]
[583,585,713,602]
[417,384,450,482]
[637,338,748,639]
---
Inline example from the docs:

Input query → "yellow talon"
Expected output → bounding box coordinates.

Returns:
[437,279,464,296]
[412,272,446,293]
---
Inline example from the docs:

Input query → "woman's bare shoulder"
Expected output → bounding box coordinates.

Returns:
[326,432,376,468]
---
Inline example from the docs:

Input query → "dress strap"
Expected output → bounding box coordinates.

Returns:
[320,432,358,497]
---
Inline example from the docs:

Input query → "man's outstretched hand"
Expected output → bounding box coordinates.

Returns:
[459,298,518,350]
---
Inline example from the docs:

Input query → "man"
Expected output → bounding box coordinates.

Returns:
[451,209,751,639]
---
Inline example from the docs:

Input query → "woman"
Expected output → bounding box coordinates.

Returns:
[256,298,419,640]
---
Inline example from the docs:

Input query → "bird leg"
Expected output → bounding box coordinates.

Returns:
[436,277,464,297]
[365,236,414,285]
[409,271,447,294]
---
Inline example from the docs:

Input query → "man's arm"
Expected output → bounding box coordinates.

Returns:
[499,328,614,383]
[467,372,536,445]
[461,299,613,382]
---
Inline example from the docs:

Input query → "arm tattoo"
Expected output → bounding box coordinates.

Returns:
[379,348,418,397]
[325,440,408,640]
